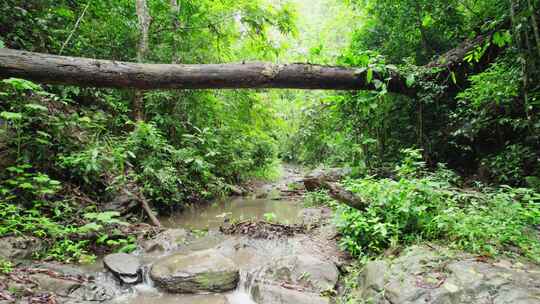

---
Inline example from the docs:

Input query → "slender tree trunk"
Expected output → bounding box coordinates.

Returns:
[134,0,152,121]
[136,0,151,62]
[170,0,181,63]
[414,1,432,61]
[526,0,540,57]
[509,0,521,46]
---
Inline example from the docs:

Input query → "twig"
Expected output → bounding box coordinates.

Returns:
[122,188,161,228]
[59,1,91,55]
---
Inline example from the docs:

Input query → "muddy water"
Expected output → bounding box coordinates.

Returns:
[158,196,303,230]
[111,167,306,304]
[106,164,313,304]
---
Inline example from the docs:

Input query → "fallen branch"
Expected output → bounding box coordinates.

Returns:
[122,188,161,228]
[321,181,368,210]
[220,220,311,239]
[303,168,368,210]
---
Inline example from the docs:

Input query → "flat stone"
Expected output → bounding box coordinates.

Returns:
[150,249,239,293]
[0,236,43,260]
[103,253,141,284]
[247,254,338,304]
[30,273,81,296]
[354,245,540,304]
[251,284,329,304]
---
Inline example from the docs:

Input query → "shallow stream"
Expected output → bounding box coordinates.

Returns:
[108,166,310,304]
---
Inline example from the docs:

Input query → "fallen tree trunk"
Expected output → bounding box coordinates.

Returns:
[320,181,368,210]
[303,168,368,210]
[0,48,412,93]
[0,30,501,96]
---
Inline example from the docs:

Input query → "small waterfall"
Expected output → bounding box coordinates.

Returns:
[226,270,258,304]
[135,265,159,292]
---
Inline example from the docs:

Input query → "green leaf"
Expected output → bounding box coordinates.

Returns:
[79,117,92,123]
[450,71,457,84]
[2,78,41,91]
[373,79,383,89]
[37,131,51,138]
[0,111,23,121]
[18,183,34,189]
[79,223,102,232]
[492,31,512,48]
[406,74,415,87]
[33,174,51,183]
[366,68,373,84]
[118,243,137,253]
[24,104,48,112]
[422,15,433,27]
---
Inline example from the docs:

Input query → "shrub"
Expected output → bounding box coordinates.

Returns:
[331,151,540,260]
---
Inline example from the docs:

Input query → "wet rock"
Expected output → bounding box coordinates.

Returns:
[150,249,240,293]
[140,228,188,253]
[229,185,247,196]
[103,253,142,284]
[67,280,117,303]
[2,264,117,304]
[0,236,43,260]
[354,245,540,304]
[301,207,333,226]
[251,284,329,304]
[248,254,338,304]
[103,194,139,215]
[121,292,231,304]
[30,273,82,296]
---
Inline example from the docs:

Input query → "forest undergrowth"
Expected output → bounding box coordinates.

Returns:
[0,0,539,265]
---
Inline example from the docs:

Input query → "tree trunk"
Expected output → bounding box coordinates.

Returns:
[134,0,152,121]
[0,30,499,95]
[303,170,367,210]
[0,48,411,93]
[526,0,540,57]
[170,0,181,63]
[136,0,151,62]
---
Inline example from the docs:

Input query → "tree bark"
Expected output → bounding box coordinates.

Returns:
[136,0,151,62]
[303,170,368,210]
[134,0,152,121]
[526,0,540,57]
[170,0,181,63]
[0,48,412,94]
[0,30,499,95]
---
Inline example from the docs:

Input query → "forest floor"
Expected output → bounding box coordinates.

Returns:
[1,164,540,304]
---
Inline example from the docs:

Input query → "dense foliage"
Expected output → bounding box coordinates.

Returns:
[289,0,540,189]
[0,0,539,265]
[0,0,296,260]
[332,150,540,261]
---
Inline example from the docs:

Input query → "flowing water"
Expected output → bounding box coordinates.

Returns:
[109,166,307,304]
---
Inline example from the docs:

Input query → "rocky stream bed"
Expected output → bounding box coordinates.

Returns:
[1,165,540,303]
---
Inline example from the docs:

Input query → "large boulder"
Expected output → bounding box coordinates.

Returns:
[103,253,142,284]
[150,249,240,293]
[247,254,339,304]
[354,245,540,304]
[0,236,43,260]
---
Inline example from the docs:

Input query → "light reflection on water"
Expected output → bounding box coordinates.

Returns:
[114,196,302,304]
[158,196,303,230]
